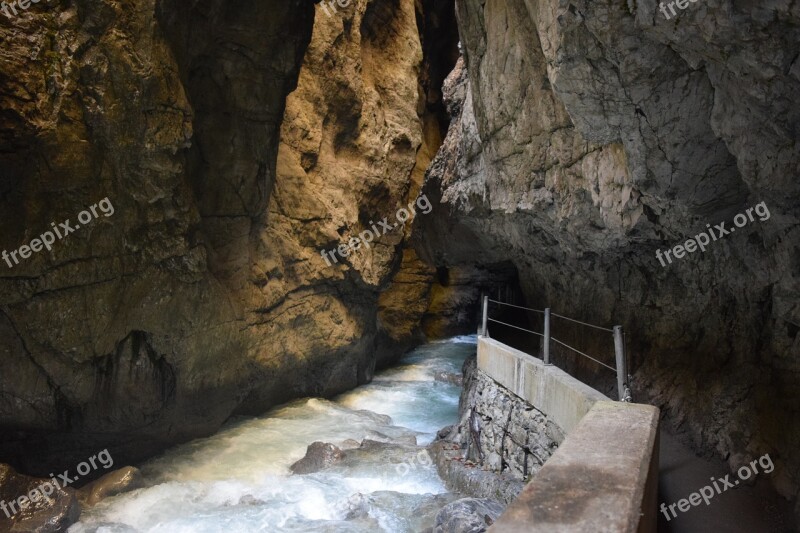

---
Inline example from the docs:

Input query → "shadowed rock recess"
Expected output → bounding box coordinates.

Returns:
[0,0,798,525]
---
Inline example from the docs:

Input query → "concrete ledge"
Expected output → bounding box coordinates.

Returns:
[477,336,609,435]
[490,401,660,533]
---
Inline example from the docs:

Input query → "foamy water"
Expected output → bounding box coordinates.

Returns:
[69,336,476,533]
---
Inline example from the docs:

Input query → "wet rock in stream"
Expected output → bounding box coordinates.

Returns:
[434,371,464,386]
[76,466,144,507]
[290,442,345,474]
[0,463,81,533]
[431,498,504,533]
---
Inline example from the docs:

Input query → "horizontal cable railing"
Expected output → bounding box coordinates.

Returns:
[487,317,544,337]
[480,295,631,401]
[550,312,614,333]
[550,337,616,373]
[488,299,546,314]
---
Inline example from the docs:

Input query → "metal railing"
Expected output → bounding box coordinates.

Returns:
[480,296,631,402]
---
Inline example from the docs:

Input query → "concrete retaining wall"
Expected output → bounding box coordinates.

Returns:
[478,336,659,532]
[477,337,610,434]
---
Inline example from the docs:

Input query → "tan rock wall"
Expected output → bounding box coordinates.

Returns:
[0,0,439,473]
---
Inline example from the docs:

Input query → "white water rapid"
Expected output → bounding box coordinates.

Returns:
[69,336,476,533]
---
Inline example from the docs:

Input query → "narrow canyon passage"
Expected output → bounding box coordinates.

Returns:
[0,0,798,531]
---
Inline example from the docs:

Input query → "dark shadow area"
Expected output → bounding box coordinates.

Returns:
[658,430,797,532]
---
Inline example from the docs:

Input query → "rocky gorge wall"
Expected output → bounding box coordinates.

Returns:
[0,0,462,476]
[413,0,800,515]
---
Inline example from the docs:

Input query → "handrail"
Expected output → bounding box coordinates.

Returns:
[550,312,614,333]
[550,337,616,372]
[488,298,546,314]
[480,295,631,401]
[487,318,544,337]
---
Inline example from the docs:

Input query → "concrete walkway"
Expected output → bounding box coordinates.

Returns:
[658,431,796,532]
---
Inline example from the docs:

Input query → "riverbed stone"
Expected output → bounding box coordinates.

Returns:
[432,498,504,533]
[76,466,144,507]
[0,464,81,533]
[290,442,345,475]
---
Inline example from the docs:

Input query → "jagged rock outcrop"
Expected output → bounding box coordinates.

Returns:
[414,0,800,517]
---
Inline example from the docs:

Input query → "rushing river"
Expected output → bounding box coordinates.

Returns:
[69,336,476,533]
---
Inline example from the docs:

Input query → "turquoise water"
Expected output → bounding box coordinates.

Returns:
[69,336,476,533]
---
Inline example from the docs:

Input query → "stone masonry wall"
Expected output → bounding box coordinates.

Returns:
[448,356,563,481]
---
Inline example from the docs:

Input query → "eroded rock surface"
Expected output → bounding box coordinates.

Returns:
[0,0,444,476]
[290,442,345,475]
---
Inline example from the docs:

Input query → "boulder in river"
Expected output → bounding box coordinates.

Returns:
[76,466,144,507]
[432,498,505,533]
[0,463,81,533]
[338,439,362,450]
[290,442,345,474]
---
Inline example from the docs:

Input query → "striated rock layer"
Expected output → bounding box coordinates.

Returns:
[414,0,800,516]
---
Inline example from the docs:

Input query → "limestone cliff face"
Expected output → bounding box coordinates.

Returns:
[0,0,439,475]
[415,0,800,512]
[239,0,437,409]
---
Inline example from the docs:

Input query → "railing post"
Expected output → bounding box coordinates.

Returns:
[481,295,489,337]
[613,325,627,401]
[543,308,551,364]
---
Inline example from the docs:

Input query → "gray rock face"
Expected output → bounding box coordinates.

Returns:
[432,498,505,533]
[415,0,800,513]
[428,440,525,506]
[290,442,345,475]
